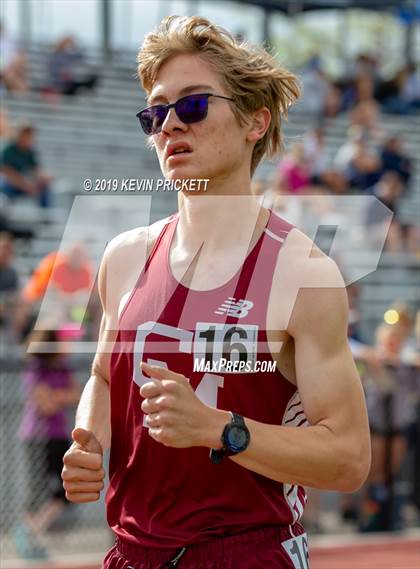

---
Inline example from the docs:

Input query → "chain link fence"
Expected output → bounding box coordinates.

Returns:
[0,352,113,560]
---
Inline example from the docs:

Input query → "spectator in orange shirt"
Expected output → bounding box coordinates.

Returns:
[23,244,92,302]
[20,244,94,340]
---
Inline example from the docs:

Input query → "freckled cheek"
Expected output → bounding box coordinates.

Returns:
[207,131,232,159]
[200,145,230,166]
[192,119,238,165]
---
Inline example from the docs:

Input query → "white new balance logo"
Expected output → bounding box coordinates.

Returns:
[214,297,254,318]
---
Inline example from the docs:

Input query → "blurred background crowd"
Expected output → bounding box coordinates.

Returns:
[0,0,419,563]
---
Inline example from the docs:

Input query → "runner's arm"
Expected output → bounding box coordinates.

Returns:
[73,249,114,452]
[225,258,371,492]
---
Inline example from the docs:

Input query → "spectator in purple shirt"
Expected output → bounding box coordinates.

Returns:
[15,328,81,559]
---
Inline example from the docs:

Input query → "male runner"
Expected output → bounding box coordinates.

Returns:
[62,16,370,569]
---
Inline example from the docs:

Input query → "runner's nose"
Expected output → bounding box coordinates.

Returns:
[161,108,188,135]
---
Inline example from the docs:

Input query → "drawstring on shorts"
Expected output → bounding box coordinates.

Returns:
[159,547,188,568]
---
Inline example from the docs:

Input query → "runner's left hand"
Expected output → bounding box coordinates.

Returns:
[139,362,228,449]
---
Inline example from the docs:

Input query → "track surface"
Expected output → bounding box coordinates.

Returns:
[311,537,419,569]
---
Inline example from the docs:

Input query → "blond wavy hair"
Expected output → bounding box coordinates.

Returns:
[137,16,301,175]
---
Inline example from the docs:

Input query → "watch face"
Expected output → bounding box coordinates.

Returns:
[227,425,249,452]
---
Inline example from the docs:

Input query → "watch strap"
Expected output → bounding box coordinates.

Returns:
[209,448,224,464]
[230,412,245,427]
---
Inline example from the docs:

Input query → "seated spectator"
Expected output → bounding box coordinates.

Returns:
[368,171,404,214]
[364,172,404,250]
[334,126,382,190]
[341,53,380,112]
[45,36,98,96]
[377,64,420,115]
[351,53,380,84]
[380,134,412,187]
[294,55,331,117]
[324,82,342,117]
[355,74,376,105]
[0,124,52,208]
[303,126,328,180]
[342,57,384,140]
[277,143,311,195]
[0,22,28,94]
[303,126,347,194]
[349,98,384,143]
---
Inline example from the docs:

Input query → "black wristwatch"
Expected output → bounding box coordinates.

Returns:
[210,412,250,465]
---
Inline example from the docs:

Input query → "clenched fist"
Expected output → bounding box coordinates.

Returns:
[62,428,105,503]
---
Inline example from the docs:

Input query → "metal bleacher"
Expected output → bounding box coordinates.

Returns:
[3,46,161,191]
[2,44,419,342]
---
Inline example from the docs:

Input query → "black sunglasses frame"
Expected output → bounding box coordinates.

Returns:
[136,93,234,135]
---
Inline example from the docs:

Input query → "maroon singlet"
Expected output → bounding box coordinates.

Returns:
[107,210,307,548]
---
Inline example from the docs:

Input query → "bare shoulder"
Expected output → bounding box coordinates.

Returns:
[275,226,344,287]
[105,216,170,261]
[98,216,172,316]
[271,226,347,336]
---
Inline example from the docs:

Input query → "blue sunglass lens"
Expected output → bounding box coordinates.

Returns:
[140,106,168,134]
[176,96,208,123]
[138,95,209,134]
